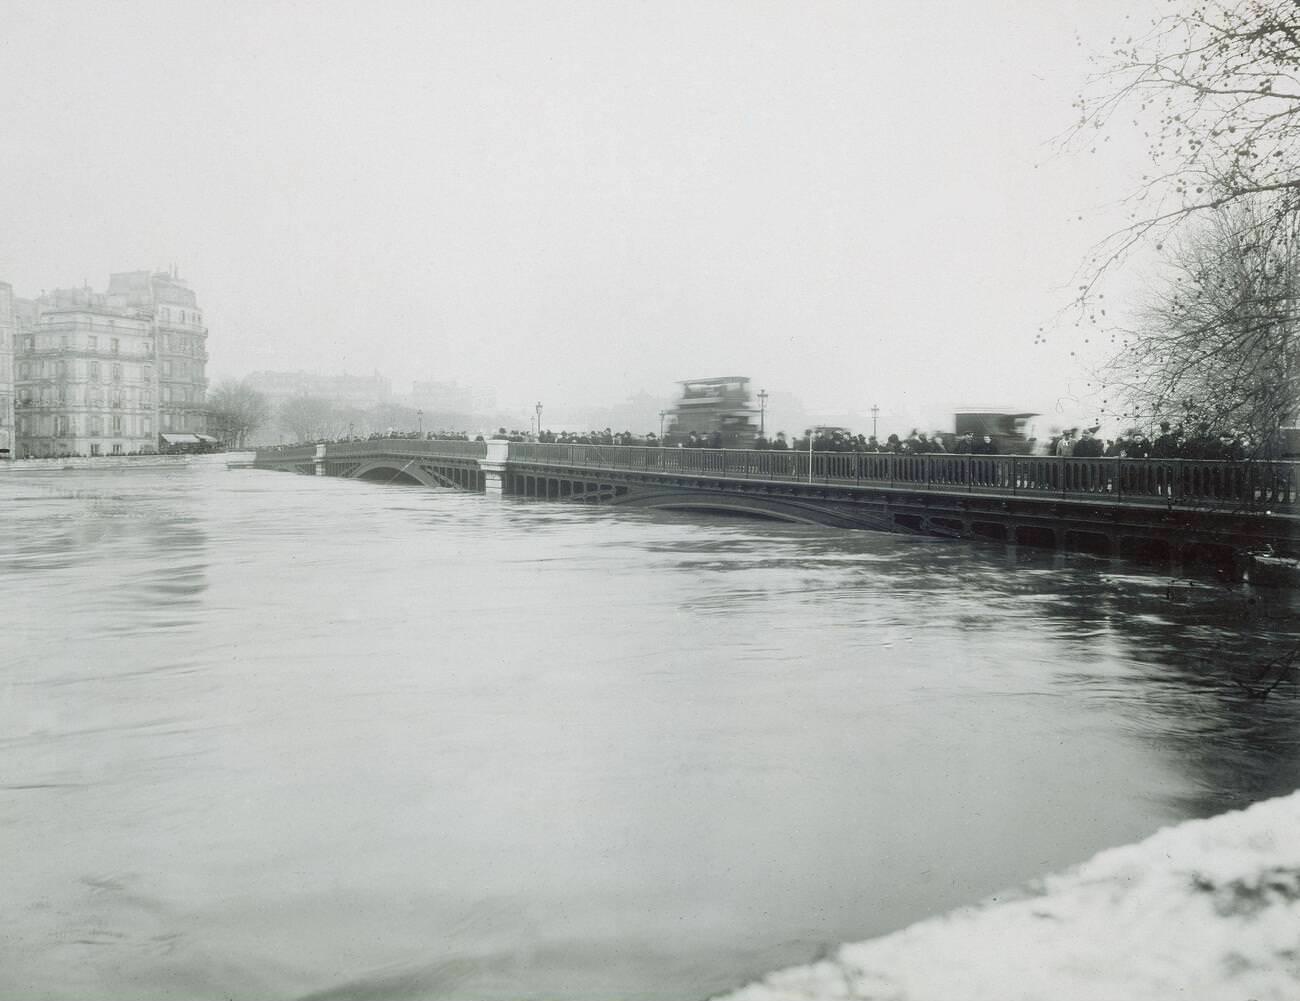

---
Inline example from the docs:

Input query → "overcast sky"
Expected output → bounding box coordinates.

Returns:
[1,0,1147,431]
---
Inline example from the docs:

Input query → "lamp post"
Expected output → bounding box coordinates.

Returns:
[659,409,667,439]
[806,428,814,483]
[871,404,880,440]
[535,401,543,437]
[417,409,423,436]
[757,388,768,436]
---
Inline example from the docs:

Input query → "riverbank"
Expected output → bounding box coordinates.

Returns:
[715,790,1300,1001]
[0,454,198,472]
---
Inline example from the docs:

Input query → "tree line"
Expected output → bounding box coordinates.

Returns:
[204,379,457,447]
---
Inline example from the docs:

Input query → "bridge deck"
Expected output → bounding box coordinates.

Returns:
[253,440,1298,514]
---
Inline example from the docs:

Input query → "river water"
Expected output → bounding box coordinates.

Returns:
[2,457,1298,1001]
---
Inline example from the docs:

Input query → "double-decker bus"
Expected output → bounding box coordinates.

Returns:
[665,376,760,447]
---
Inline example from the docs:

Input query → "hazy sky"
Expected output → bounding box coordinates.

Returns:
[1,0,1147,430]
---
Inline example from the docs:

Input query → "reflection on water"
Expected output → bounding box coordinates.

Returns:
[0,458,1297,1001]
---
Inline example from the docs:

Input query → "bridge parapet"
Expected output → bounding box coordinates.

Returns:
[506,443,1298,512]
[321,439,487,460]
[253,444,317,464]
[256,439,487,466]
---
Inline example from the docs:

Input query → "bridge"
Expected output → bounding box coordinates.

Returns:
[254,439,1299,568]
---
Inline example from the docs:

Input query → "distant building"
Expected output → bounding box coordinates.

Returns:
[0,282,13,457]
[409,380,474,415]
[245,370,392,410]
[11,269,209,458]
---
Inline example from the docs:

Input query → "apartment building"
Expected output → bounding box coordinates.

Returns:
[11,270,209,457]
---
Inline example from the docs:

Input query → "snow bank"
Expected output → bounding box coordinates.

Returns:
[714,791,1300,1001]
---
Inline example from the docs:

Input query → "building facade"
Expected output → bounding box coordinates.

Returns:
[11,270,208,458]
[0,282,13,457]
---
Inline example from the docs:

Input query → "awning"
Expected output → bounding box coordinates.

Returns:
[160,433,202,445]
[195,434,220,443]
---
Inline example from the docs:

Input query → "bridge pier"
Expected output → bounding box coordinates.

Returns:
[314,443,326,476]
[480,439,509,496]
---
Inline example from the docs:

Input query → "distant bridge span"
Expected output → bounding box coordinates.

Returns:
[253,439,1299,568]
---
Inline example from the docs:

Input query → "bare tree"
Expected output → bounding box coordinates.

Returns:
[1102,191,1299,449]
[1074,1,1300,296]
[277,396,340,443]
[206,379,271,447]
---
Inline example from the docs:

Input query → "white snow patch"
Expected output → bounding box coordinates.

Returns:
[714,791,1300,1001]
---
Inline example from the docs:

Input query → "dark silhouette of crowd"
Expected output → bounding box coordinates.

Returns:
[258,416,1279,462]
[1048,422,1251,461]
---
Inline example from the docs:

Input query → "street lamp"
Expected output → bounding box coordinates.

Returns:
[871,404,880,440]
[757,389,769,436]
[417,409,423,436]
[659,409,667,439]
[535,401,543,437]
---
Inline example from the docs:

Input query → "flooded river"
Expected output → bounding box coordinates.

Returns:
[1,457,1297,1000]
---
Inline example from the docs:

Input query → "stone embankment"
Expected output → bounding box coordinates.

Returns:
[715,791,1300,1001]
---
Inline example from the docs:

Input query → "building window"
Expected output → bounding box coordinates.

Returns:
[88,416,100,436]
[89,361,100,381]
[18,362,28,379]
[90,443,101,456]
[88,335,97,350]
[60,334,69,349]
[112,416,122,434]
[143,417,153,436]
[112,363,122,383]
[111,443,123,455]
[163,360,172,377]
[111,338,119,354]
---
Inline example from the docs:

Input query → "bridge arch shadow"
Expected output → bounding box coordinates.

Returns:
[613,489,896,531]
[350,460,442,487]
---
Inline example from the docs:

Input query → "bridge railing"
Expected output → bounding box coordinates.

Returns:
[321,439,487,460]
[254,444,316,463]
[505,443,1298,511]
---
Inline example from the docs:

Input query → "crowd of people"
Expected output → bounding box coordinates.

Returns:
[258,419,1272,461]
[1048,422,1252,460]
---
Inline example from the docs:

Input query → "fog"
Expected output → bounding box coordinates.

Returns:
[0,0,1145,433]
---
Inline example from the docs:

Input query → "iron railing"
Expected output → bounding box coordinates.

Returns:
[320,439,487,460]
[506,444,1298,512]
[255,439,487,464]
